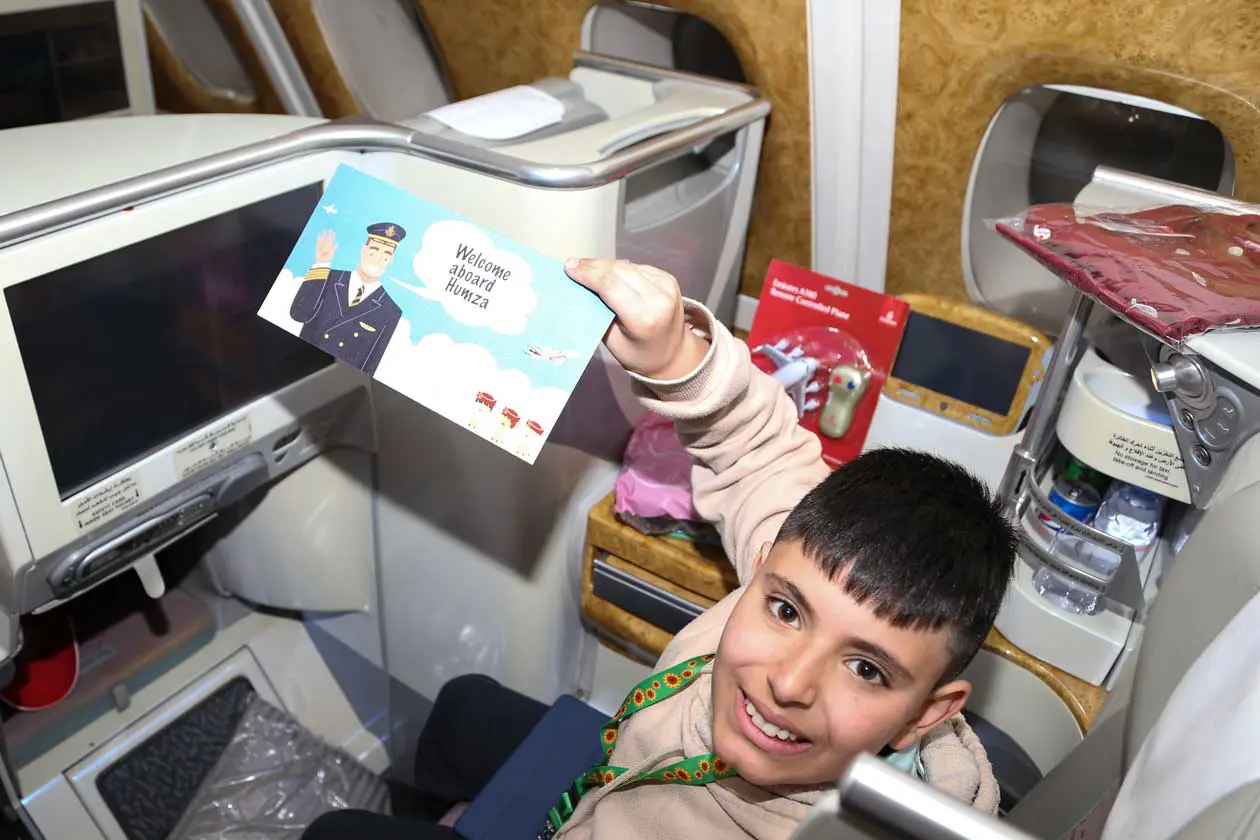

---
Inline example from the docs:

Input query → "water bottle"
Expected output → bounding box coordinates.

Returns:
[1036,480,1166,616]
[1094,481,1165,558]
[1032,475,1103,614]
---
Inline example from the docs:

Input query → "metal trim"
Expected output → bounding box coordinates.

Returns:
[0,52,770,250]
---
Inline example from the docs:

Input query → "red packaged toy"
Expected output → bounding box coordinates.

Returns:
[746,260,909,468]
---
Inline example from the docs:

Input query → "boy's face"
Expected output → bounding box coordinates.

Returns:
[710,540,970,787]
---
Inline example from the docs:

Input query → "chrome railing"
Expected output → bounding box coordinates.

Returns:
[0,51,770,249]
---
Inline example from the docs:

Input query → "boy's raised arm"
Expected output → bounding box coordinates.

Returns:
[566,259,829,584]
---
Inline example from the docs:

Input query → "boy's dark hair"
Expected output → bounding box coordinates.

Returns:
[776,448,1016,683]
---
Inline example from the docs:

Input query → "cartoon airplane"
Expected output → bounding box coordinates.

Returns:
[525,344,583,364]
[320,203,338,215]
[753,340,823,418]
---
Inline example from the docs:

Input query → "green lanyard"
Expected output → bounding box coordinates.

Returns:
[546,652,739,831]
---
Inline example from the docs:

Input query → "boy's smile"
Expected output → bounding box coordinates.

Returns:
[710,540,970,787]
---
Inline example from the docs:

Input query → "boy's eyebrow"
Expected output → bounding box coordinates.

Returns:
[765,573,813,620]
[849,639,913,684]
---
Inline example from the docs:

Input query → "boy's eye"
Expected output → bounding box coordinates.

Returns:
[767,597,800,628]
[846,659,887,686]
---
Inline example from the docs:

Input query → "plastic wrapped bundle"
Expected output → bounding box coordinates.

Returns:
[614,411,719,543]
[168,694,388,840]
[993,203,1260,345]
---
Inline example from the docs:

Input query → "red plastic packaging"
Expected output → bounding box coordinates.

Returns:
[746,260,909,468]
[993,203,1260,345]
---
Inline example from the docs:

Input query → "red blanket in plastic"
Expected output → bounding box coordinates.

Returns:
[994,203,1260,344]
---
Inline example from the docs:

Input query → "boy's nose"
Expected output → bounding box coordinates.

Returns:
[767,651,819,708]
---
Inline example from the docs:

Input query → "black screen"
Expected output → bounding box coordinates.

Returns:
[6,185,332,498]
[0,2,129,129]
[890,311,1031,416]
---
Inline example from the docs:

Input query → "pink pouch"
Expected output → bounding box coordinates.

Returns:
[614,411,700,522]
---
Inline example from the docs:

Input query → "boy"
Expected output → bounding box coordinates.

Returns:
[303,259,1013,840]
[543,259,1012,838]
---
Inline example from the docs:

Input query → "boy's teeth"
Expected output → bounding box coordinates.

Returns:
[744,699,801,742]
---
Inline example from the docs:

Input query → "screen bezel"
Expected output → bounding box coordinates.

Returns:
[882,294,1050,436]
[0,149,361,562]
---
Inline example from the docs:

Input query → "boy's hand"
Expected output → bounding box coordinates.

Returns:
[565,258,710,380]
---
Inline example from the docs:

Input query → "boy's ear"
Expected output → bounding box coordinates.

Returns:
[751,542,773,574]
[887,680,971,751]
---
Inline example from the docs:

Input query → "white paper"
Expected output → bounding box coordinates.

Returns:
[1102,588,1260,840]
[424,85,564,141]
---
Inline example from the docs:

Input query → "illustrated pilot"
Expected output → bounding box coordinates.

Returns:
[290,222,406,376]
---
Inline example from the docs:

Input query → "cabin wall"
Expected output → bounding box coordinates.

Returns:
[412,0,811,301]
[888,0,1260,301]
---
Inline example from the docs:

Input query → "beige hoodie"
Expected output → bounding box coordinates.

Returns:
[557,301,1000,839]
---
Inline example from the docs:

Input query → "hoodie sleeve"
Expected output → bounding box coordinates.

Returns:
[920,715,1001,815]
[628,300,830,584]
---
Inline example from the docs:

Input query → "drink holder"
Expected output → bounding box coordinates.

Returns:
[997,291,1148,620]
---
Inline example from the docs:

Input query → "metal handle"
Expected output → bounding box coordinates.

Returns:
[837,754,1040,840]
[0,51,770,250]
[997,291,1096,506]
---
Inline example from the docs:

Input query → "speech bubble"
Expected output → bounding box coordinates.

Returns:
[398,219,538,335]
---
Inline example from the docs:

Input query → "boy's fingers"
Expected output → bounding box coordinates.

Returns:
[565,258,644,317]
[566,258,646,304]
[636,264,681,297]
[568,258,668,301]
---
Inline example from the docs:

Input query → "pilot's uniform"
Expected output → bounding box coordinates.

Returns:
[290,223,405,376]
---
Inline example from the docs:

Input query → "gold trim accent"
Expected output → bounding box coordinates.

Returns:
[882,293,1050,437]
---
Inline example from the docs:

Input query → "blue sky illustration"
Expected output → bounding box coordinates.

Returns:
[280,163,613,392]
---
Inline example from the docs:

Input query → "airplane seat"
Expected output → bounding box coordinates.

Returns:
[267,0,451,121]
[141,0,263,113]
[1003,475,1260,840]
[208,0,319,115]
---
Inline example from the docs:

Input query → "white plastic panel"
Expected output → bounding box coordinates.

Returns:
[996,562,1131,687]
[0,114,320,215]
[245,613,388,770]
[20,773,106,840]
[960,649,1084,775]
[204,444,376,613]
[863,394,1022,494]
[313,0,450,121]
[1057,348,1190,504]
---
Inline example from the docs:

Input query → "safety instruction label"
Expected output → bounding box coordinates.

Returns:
[72,475,144,532]
[174,416,253,479]
[1105,432,1184,491]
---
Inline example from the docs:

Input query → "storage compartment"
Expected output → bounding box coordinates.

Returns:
[1,570,216,770]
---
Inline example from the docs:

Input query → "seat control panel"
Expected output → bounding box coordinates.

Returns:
[48,454,268,598]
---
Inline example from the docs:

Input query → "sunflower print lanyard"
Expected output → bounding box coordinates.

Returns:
[545,652,739,832]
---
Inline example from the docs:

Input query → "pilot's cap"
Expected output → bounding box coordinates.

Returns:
[366,222,406,249]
